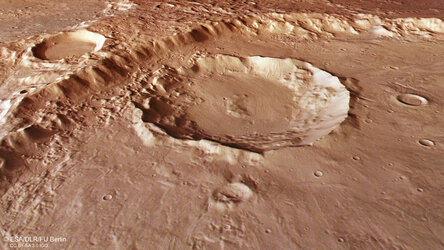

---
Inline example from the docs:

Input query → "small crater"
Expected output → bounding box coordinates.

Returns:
[314,170,324,177]
[396,94,428,106]
[213,182,253,204]
[418,139,435,147]
[32,30,106,60]
[103,194,113,200]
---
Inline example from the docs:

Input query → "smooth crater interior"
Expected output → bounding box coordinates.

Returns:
[32,29,106,60]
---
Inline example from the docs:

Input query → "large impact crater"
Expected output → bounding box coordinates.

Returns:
[137,54,350,153]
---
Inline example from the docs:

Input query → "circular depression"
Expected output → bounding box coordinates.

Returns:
[142,54,350,152]
[32,29,106,60]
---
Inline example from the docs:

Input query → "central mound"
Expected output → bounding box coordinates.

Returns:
[140,54,349,152]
